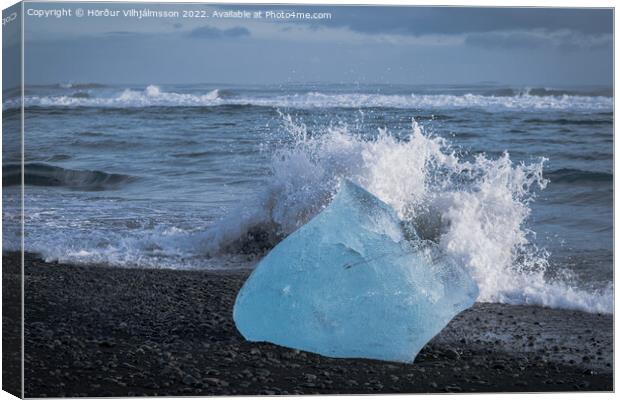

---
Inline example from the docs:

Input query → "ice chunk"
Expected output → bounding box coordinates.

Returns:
[233,180,478,363]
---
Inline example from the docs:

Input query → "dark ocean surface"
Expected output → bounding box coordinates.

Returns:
[2,83,613,313]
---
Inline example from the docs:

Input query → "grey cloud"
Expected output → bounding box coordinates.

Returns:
[465,30,613,51]
[188,26,250,39]
[295,7,613,36]
[104,31,140,37]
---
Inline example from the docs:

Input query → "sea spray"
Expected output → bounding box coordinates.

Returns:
[201,115,612,314]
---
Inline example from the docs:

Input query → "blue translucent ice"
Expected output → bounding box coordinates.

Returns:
[233,180,478,363]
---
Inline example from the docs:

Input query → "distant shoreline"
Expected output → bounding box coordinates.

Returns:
[8,251,611,396]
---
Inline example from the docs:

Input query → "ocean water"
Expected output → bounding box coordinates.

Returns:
[2,83,613,314]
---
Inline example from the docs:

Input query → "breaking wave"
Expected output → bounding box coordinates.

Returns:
[3,163,135,190]
[4,85,612,112]
[199,116,612,314]
[483,86,612,98]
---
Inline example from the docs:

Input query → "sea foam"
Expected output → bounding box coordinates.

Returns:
[5,85,613,112]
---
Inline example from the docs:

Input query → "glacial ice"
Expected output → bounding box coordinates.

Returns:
[233,180,478,363]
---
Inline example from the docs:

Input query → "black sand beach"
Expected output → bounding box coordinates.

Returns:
[9,251,611,396]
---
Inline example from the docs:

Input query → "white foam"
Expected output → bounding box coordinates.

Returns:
[5,86,612,112]
[200,116,613,314]
[5,85,222,109]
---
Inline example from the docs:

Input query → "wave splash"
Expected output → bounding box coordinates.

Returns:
[200,116,612,314]
[5,85,612,111]
[5,85,222,109]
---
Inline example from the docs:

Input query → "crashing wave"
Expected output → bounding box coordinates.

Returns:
[199,116,612,314]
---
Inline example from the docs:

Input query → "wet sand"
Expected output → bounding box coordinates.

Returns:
[10,252,611,396]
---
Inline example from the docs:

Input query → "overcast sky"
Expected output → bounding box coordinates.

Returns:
[20,3,613,86]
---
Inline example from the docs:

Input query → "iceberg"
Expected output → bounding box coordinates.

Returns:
[233,180,478,363]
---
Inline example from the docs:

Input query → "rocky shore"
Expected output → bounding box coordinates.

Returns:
[10,252,611,396]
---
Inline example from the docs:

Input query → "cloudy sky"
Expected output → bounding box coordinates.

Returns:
[21,3,613,86]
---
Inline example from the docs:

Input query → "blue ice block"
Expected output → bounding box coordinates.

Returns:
[233,180,478,363]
